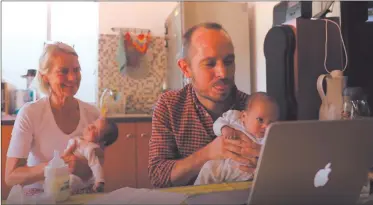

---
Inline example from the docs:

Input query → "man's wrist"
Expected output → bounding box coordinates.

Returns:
[199,143,212,162]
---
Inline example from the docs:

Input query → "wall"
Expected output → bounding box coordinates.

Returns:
[97,2,176,114]
[99,2,177,36]
[248,2,279,92]
[97,35,166,114]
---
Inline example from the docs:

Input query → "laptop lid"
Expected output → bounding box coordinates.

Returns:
[248,119,373,205]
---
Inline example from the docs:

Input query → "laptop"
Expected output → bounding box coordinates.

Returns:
[186,119,373,205]
[248,119,373,205]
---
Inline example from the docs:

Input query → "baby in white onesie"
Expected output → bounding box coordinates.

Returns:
[195,92,279,185]
[64,117,118,193]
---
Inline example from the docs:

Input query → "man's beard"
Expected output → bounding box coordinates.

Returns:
[191,77,233,103]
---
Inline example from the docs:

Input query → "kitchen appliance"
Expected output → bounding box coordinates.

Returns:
[21,69,36,89]
[11,89,36,115]
[9,70,38,115]
[273,1,312,26]
[1,81,16,115]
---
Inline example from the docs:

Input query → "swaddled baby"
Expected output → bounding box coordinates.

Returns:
[64,117,118,193]
[195,92,279,185]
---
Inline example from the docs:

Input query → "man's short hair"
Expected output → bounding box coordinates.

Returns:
[181,22,230,60]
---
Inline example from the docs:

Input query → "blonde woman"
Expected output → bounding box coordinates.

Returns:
[5,42,100,195]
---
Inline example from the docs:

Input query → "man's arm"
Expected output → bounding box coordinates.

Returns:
[148,97,256,188]
[149,116,210,187]
[148,95,212,188]
[169,146,210,186]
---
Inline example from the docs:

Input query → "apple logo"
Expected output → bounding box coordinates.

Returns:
[314,162,332,188]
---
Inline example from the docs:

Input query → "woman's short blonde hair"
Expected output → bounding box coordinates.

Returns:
[35,42,78,95]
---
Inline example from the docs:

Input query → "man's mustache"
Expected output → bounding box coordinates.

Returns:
[212,79,233,87]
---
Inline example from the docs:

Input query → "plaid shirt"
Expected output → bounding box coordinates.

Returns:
[148,84,249,188]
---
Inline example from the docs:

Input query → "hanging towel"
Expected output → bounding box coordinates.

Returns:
[116,31,128,75]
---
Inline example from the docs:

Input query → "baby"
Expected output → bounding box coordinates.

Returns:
[64,117,118,193]
[194,92,279,185]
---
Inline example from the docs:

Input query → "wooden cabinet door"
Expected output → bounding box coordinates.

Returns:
[1,125,13,200]
[135,122,153,189]
[104,122,137,192]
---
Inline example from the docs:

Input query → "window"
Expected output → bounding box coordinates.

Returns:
[2,2,98,103]
[2,2,47,90]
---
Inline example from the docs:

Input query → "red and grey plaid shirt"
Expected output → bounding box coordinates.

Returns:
[148,84,249,188]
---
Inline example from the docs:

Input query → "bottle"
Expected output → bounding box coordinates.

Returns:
[342,87,371,120]
[44,150,71,202]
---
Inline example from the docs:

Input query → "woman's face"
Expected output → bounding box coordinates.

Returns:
[44,51,81,98]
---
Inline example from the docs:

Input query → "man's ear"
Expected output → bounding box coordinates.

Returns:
[177,58,192,78]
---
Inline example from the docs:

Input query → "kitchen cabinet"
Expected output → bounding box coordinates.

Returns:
[1,120,153,199]
[104,121,153,192]
[1,125,13,200]
[135,122,153,189]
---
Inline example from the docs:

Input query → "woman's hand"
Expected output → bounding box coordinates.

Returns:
[62,142,92,181]
[62,154,93,181]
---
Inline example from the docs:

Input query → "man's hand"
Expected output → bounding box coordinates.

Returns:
[206,127,261,173]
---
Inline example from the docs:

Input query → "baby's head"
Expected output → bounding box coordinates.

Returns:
[83,118,119,147]
[241,92,279,138]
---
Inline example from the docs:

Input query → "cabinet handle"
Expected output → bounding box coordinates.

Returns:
[126,134,134,138]
[141,133,149,138]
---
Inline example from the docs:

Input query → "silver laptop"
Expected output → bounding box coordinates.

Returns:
[248,119,373,205]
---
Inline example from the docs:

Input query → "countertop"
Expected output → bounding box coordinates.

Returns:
[1,113,152,125]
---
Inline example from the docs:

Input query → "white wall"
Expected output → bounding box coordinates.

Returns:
[248,2,279,92]
[99,2,177,36]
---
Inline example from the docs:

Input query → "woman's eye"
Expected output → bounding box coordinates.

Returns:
[59,68,69,75]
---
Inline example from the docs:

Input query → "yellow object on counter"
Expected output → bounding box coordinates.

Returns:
[100,106,108,118]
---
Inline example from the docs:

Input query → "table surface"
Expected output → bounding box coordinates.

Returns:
[58,173,373,205]
[5,173,373,204]
[59,181,252,204]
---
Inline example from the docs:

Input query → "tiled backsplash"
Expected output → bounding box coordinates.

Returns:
[97,34,167,115]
